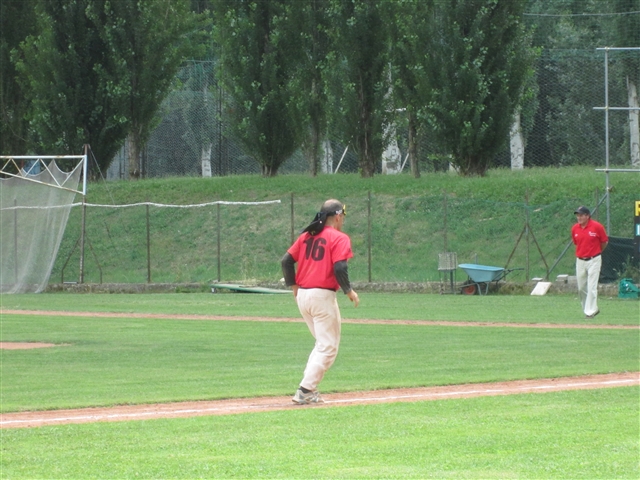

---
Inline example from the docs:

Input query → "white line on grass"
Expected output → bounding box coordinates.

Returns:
[1,376,637,427]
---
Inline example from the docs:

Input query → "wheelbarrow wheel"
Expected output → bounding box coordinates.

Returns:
[461,281,478,295]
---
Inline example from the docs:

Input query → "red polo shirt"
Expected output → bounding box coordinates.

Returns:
[571,219,608,258]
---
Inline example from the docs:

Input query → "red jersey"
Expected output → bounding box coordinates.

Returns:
[288,226,353,291]
[571,219,608,258]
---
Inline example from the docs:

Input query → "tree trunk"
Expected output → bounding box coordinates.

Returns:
[127,132,142,180]
[201,82,212,178]
[201,144,212,177]
[408,112,420,179]
[457,155,488,176]
[357,94,375,177]
[510,111,524,170]
[628,77,640,168]
[321,139,333,174]
[357,127,376,178]
[261,163,278,177]
[381,122,402,175]
[302,124,321,177]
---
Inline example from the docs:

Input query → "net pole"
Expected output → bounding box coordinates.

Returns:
[290,193,294,246]
[79,197,86,284]
[443,190,448,252]
[13,198,18,283]
[82,145,88,196]
[368,190,372,283]
[603,49,611,233]
[146,203,151,283]
[217,203,221,282]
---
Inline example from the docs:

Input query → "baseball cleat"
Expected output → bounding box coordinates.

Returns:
[292,388,324,405]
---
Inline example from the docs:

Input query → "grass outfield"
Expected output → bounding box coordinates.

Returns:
[1,292,638,478]
[1,312,637,411]
[2,388,637,479]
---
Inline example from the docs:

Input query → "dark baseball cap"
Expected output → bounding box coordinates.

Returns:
[574,206,590,215]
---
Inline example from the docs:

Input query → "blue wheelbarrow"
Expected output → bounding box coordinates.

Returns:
[458,264,523,295]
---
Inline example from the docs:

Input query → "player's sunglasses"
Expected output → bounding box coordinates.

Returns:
[326,204,346,217]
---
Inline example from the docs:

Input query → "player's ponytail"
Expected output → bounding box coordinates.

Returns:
[301,212,328,236]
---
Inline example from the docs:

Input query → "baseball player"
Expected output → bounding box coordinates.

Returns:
[281,199,359,405]
[572,206,608,318]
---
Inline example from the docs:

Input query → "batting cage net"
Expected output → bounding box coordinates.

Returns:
[0,156,85,293]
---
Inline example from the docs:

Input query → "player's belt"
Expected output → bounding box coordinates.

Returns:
[578,253,600,261]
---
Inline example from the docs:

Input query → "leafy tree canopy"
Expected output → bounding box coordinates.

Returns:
[213,0,306,177]
[424,0,535,176]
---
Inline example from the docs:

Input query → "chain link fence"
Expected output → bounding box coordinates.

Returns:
[52,190,638,289]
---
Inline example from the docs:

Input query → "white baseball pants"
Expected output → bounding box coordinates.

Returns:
[576,255,602,316]
[296,288,342,391]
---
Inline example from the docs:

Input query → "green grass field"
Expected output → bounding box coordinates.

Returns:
[1,291,638,325]
[1,292,638,478]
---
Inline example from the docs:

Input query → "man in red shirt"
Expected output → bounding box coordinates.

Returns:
[571,206,608,319]
[281,199,359,404]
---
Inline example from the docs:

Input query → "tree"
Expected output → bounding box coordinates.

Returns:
[388,0,435,178]
[87,0,197,179]
[212,0,306,177]
[424,0,534,176]
[326,0,390,178]
[296,0,331,176]
[13,0,130,169]
[0,0,37,155]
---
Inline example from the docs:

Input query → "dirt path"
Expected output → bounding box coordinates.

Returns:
[2,309,638,329]
[1,373,637,429]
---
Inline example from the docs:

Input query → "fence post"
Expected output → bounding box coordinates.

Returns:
[443,190,448,252]
[146,203,151,283]
[13,198,18,282]
[79,197,86,284]
[217,202,221,282]
[290,192,294,246]
[368,190,372,283]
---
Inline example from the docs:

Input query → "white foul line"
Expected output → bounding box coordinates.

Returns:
[324,379,638,405]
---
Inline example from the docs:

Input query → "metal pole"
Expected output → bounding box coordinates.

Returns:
[82,144,88,196]
[368,191,372,283]
[334,145,349,174]
[290,193,294,245]
[79,197,86,283]
[217,202,221,282]
[146,203,151,283]
[604,49,611,232]
[443,190,448,252]
[13,198,18,282]
[218,83,223,176]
